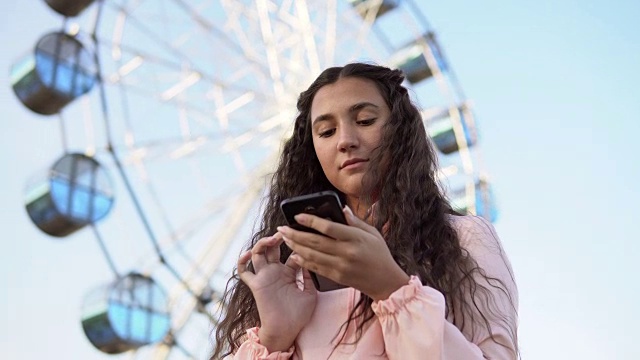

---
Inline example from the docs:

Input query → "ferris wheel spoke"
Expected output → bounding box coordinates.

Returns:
[123,148,274,278]
[149,151,280,360]
[293,0,322,75]
[134,198,229,271]
[118,126,280,167]
[326,5,388,63]
[97,35,275,103]
[104,2,273,97]
[323,0,337,66]
[219,0,267,67]
[170,0,273,75]
[99,145,266,283]
[102,112,284,167]
[256,0,287,99]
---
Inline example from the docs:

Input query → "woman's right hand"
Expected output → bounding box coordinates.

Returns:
[237,233,318,352]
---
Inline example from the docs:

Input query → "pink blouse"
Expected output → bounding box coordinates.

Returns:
[230,215,518,359]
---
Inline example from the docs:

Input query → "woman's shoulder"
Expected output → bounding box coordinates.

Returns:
[446,215,515,281]
[447,214,518,302]
[446,214,501,249]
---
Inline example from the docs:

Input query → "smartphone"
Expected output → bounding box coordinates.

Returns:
[280,191,348,291]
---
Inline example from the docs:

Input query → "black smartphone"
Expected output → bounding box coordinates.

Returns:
[280,191,348,292]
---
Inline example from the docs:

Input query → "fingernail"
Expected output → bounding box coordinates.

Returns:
[344,205,354,217]
[294,213,308,224]
[277,226,286,233]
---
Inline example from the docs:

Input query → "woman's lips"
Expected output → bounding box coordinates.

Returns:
[340,158,368,169]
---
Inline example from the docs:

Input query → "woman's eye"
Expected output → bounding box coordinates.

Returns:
[319,129,336,138]
[357,118,376,126]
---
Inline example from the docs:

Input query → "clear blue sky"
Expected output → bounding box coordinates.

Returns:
[1,1,639,359]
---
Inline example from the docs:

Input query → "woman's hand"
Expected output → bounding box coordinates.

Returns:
[277,206,410,301]
[237,233,317,352]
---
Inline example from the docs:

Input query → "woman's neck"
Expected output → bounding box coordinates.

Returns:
[346,196,369,220]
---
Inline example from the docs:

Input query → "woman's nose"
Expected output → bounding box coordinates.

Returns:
[336,126,359,152]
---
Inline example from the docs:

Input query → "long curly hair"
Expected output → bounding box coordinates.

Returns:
[211,63,517,358]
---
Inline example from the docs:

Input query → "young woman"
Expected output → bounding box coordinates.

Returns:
[211,63,518,359]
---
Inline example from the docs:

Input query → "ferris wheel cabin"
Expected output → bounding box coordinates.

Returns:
[24,153,114,237]
[10,31,97,115]
[44,0,96,17]
[389,32,447,84]
[347,0,400,19]
[81,273,170,354]
[450,179,498,222]
[424,104,479,155]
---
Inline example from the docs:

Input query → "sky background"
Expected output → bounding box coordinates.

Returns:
[2,0,640,359]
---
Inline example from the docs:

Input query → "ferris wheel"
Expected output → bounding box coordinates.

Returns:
[11,0,498,359]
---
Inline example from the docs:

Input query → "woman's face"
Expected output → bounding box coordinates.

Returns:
[310,76,390,205]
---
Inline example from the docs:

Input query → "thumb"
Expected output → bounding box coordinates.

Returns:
[301,269,318,294]
[237,250,255,286]
[343,205,370,230]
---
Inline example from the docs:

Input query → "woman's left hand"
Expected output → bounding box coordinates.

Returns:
[277,206,410,301]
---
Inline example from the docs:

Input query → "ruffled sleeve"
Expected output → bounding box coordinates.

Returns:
[230,327,295,360]
[372,276,451,359]
[371,215,518,360]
